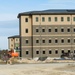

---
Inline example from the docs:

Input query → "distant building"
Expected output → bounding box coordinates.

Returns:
[8,35,20,52]
[17,9,75,58]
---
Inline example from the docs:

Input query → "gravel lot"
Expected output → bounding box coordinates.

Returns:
[0,63,75,75]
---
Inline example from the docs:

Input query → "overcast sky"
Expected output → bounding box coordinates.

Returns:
[0,0,75,49]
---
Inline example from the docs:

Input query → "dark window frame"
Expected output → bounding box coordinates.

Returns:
[36,51,39,54]
[61,28,64,32]
[55,50,58,54]
[55,39,58,43]
[74,50,75,53]
[49,39,52,43]
[74,39,75,43]
[25,29,28,33]
[42,40,45,43]
[68,50,70,53]
[61,17,64,21]
[67,17,70,21]
[55,28,58,32]
[73,17,75,21]
[36,29,39,32]
[55,17,57,22]
[25,18,28,22]
[42,29,45,32]
[74,28,75,32]
[43,51,45,54]
[67,39,70,43]
[26,51,29,55]
[26,40,28,44]
[49,50,52,54]
[36,17,38,22]
[62,50,64,53]
[48,28,51,32]
[61,39,64,43]
[36,40,39,43]
[67,28,70,32]
[42,17,45,22]
[48,17,51,22]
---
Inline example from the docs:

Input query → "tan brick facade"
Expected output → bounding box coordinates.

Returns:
[18,10,75,58]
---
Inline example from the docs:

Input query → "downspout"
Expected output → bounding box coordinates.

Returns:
[71,15,72,52]
[19,17,22,57]
[39,15,42,60]
[31,15,33,58]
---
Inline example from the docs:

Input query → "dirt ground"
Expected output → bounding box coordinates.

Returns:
[0,63,75,75]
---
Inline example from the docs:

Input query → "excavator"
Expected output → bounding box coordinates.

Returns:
[1,49,19,64]
[8,49,19,57]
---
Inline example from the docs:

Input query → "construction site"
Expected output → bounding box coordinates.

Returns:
[0,49,75,75]
[0,49,75,64]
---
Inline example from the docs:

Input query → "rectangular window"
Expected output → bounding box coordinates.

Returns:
[16,39,18,41]
[49,50,52,54]
[43,51,45,54]
[42,17,45,22]
[68,39,70,43]
[26,51,29,55]
[36,29,39,32]
[42,40,45,43]
[36,17,38,22]
[25,29,28,33]
[26,40,28,44]
[55,17,57,22]
[74,28,75,32]
[11,39,13,41]
[67,28,70,32]
[73,17,75,21]
[36,51,39,54]
[74,39,75,43]
[68,50,70,53]
[55,39,58,43]
[61,17,64,21]
[67,17,70,21]
[48,29,51,32]
[74,50,75,53]
[62,50,64,53]
[61,39,64,43]
[61,28,64,32]
[42,29,45,32]
[48,17,51,22]
[36,40,39,43]
[25,18,28,22]
[49,40,51,43]
[55,29,58,32]
[55,50,58,54]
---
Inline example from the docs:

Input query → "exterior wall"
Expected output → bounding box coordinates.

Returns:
[33,47,73,57]
[72,15,75,25]
[22,47,32,58]
[32,15,72,25]
[8,38,15,49]
[20,15,32,58]
[20,14,75,58]
[8,38,20,50]
[20,16,32,36]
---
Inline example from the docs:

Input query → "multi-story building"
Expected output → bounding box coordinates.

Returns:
[18,9,75,58]
[8,35,20,51]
